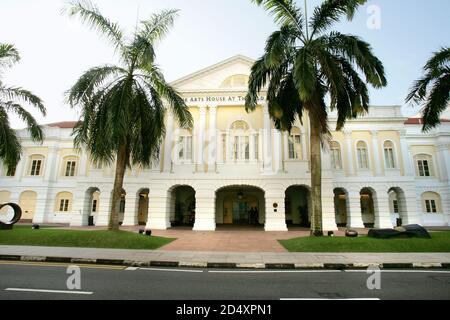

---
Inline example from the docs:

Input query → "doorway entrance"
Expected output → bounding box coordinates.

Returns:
[216,186,265,226]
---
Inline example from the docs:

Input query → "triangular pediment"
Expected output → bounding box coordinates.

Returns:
[171,55,255,92]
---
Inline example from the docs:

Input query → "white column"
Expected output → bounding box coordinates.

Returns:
[250,132,256,161]
[146,189,171,230]
[14,156,26,182]
[163,112,174,172]
[371,130,382,176]
[44,146,58,182]
[301,132,308,161]
[32,189,48,224]
[374,188,394,228]
[264,189,288,231]
[401,187,420,225]
[70,188,90,227]
[225,130,231,162]
[347,191,365,228]
[122,192,139,226]
[258,129,263,170]
[436,144,450,183]
[322,181,338,230]
[193,187,216,231]
[208,105,217,172]
[344,130,355,176]
[282,132,289,161]
[78,150,89,177]
[95,191,112,227]
[399,130,413,176]
[197,106,207,172]
[263,103,272,173]
[273,130,282,173]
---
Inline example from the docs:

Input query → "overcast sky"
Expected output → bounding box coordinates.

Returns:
[1,0,449,128]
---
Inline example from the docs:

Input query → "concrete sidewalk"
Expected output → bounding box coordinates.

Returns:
[1,246,449,269]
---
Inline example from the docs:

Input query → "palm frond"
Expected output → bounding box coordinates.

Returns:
[322,32,387,88]
[424,46,450,71]
[138,9,179,45]
[310,0,367,38]
[0,106,22,170]
[66,64,126,106]
[65,0,124,51]
[142,68,193,128]
[1,101,44,142]
[293,47,317,101]
[0,43,20,71]
[421,72,450,132]
[252,0,304,32]
[264,24,297,68]
[0,85,46,116]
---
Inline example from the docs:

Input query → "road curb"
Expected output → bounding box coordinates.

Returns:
[0,255,448,270]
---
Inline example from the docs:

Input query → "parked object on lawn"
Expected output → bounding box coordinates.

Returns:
[0,203,22,230]
[368,224,431,239]
[345,230,359,238]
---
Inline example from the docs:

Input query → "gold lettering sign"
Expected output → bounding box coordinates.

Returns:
[183,96,266,103]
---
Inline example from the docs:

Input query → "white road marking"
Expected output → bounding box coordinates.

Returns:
[125,267,139,271]
[208,270,342,274]
[5,288,93,295]
[140,268,204,273]
[345,270,450,274]
[281,298,381,301]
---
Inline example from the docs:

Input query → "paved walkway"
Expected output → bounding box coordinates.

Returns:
[66,226,369,253]
[1,246,449,266]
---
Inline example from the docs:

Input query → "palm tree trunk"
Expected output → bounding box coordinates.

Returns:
[109,144,127,231]
[309,116,324,237]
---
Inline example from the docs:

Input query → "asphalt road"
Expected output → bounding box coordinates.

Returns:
[0,261,449,300]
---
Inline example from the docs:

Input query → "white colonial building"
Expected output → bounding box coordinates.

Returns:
[1,56,449,231]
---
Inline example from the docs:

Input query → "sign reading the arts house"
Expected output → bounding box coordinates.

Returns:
[183,95,266,104]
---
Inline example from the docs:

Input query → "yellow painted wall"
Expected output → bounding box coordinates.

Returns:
[216,105,263,131]
[19,191,37,220]
[0,191,11,214]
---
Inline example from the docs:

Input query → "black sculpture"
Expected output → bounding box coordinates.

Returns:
[0,203,22,230]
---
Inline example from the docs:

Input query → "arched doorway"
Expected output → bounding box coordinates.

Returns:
[118,189,126,225]
[334,188,349,227]
[170,186,196,227]
[137,189,149,226]
[285,186,311,228]
[389,187,407,227]
[216,186,265,226]
[85,187,100,226]
[360,188,376,228]
[19,191,37,222]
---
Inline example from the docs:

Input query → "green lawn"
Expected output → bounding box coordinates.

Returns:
[0,226,175,250]
[279,232,450,253]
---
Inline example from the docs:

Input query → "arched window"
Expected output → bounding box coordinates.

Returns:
[55,192,73,213]
[220,75,249,88]
[288,127,302,160]
[384,141,396,169]
[28,155,45,176]
[421,192,442,214]
[356,141,369,169]
[414,154,434,177]
[62,156,79,177]
[178,129,193,161]
[330,141,342,170]
[231,121,250,160]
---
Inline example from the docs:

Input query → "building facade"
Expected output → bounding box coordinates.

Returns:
[1,56,449,230]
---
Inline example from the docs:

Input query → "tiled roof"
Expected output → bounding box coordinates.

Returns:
[404,118,450,125]
[45,121,79,129]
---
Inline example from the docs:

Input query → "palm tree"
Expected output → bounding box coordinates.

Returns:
[0,43,46,174]
[65,1,193,231]
[406,47,450,132]
[245,0,386,236]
